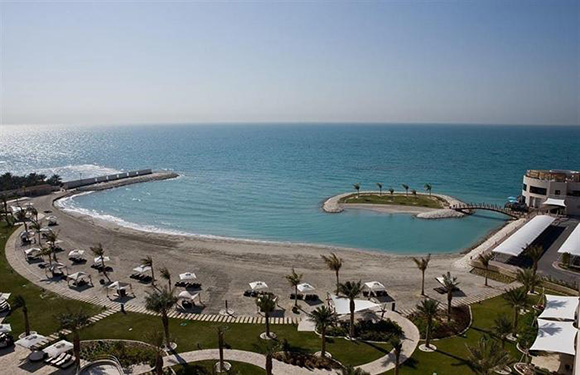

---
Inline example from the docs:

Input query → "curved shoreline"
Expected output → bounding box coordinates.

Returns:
[322,191,467,219]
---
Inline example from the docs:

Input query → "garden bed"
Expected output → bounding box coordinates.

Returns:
[326,318,403,342]
[409,305,471,339]
[80,340,157,369]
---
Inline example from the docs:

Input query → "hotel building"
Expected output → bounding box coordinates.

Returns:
[522,170,580,216]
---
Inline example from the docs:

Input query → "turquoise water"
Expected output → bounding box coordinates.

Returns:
[1,124,579,254]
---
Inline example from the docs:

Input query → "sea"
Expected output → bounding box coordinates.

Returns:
[1,124,579,254]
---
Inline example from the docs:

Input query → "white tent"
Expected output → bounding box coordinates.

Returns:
[297,283,316,293]
[178,290,200,302]
[493,215,555,257]
[558,224,580,256]
[539,295,579,321]
[107,281,131,291]
[530,319,577,355]
[330,295,380,316]
[542,198,566,208]
[15,333,47,349]
[93,256,111,265]
[133,265,152,274]
[42,340,73,358]
[0,324,11,333]
[364,281,386,292]
[249,281,268,291]
[67,272,92,286]
[0,293,10,300]
[24,248,42,258]
[68,249,85,259]
[179,272,197,281]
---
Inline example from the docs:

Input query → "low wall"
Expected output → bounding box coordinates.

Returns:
[63,169,152,189]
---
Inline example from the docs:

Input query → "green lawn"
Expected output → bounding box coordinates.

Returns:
[340,193,444,209]
[0,223,101,335]
[173,360,265,375]
[79,312,391,366]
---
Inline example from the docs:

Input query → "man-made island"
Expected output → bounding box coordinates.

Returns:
[323,191,466,219]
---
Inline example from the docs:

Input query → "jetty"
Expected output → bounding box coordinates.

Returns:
[63,169,179,191]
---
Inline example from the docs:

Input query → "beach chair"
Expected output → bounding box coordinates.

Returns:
[53,354,72,367]
[48,353,66,365]
[59,357,75,369]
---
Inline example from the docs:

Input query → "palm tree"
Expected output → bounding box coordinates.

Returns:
[412,254,431,296]
[503,288,527,335]
[424,183,432,196]
[411,189,417,197]
[141,255,155,285]
[401,184,409,196]
[308,305,337,358]
[285,268,303,308]
[417,299,439,349]
[253,340,280,375]
[13,295,31,336]
[376,183,383,196]
[466,336,511,375]
[493,315,513,349]
[39,245,53,267]
[353,183,361,198]
[27,206,38,222]
[525,245,544,274]
[143,330,165,375]
[388,187,394,195]
[145,287,179,348]
[159,266,172,290]
[90,243,110,282]
[56,309,90,369]
[29,219,42,245]
[337,280,363,339]
[391,336,403,375]
[516,268,541,294]
[340,366,370,375]
[256,294,277,339]
[441,272,460,322]
[321,253,343,294]
[45,230,59,262]
[478,252,494,287]
[14,209,29,232]
[216,325,228,373]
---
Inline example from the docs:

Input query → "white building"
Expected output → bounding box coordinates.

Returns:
[522,170,580,216]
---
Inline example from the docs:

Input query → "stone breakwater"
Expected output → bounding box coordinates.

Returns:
[322,191,466,219]
[76,171,179,192]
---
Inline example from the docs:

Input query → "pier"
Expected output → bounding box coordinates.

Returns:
[450,203,525,219]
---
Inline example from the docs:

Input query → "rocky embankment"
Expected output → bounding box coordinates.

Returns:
[77,171,179,192]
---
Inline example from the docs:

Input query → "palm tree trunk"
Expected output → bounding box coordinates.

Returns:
[420,270,425,296]
[395,353,400,375]
[151,267,155,286]
[294,285,298,308]
[265,313,270,337]
[484,267,489,287]
[349,299,355,339]
[73,331,81,369]
[513,308,518,334]
[266,353,273,375]
[321,329,326,357]
[162,313,170,347]
[335,271,339,295]
[218,331,224,371]
[425,320,431,348]
[447,295,452,322]
[24,309,30,336]
[155,351,163,375]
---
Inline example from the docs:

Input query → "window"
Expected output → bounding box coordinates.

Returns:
[522,184,527,191]
[529,186,547,195]
[555,190,560,195]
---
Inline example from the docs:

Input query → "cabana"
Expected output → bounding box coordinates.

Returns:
[176,272,199,288]
[45,262,67,276]
[330,295,380,316]
[295,283,317,301]
[530,319,578,356]
[46,216,58,226]
[130,265,153,282]
[0,292,11,312]
[15,333,48,350]
[24,247,42,260]
[539,295,579,321]
[67,272,92,287]
[179,272,197,281]
[68,249,85,262]
[93,256,111,267]
[364,281,388,297]
[43,340,73,359]
[249,281,268,291]
[297,283,315,293]
[106,281,133,298]
[493,215,555,258]
[178,290,202,307]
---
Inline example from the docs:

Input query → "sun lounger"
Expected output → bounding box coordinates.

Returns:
[47,352,66,365]
[54,354,71,367]
[59,357,75,368]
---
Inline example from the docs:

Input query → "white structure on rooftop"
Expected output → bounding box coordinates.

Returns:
[523,169,580,215]
[539,295,579,321]
[492,215,555,257]
[530,319,577,356]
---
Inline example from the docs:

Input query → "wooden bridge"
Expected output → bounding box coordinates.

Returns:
[450,203,526,219]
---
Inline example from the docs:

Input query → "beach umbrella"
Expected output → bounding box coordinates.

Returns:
[0,324,11,333]
[94,256,111,264]
[179,272,197,281]
[15,333,47,349]
[133,265,152,274]
[25,248,42,257]
[46,239,63,246]
[364,281,386,292]
[249,281,268,291]
[68,249,85,259]
[297,283,316,293]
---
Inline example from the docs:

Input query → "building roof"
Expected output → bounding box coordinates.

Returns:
[530,319,578,356]
[330,295,380,315]
[542,198,566,208]
[538,295,579,321]
[492,215,555,257]
[558,223,580,256]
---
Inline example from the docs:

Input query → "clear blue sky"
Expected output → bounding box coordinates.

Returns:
[1,1,578,125]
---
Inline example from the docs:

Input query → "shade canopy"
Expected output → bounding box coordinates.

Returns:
[0,293,11,300]
[43,340,73,358]
[179,272,197,281]
[297,283,316,293]
[330,295,380,315]
[133,265,152,274]
[530,319,577,355]
[249,281,268,291]
[68,249,85,258]
[107,281,131,290]
[539,295,579,321]
[558,224,580,256]
[15,333,47,349]
[67,272,89,282]
[94,256,111,264]
[24,248,41,256]
[0,324,11,333]
[493,215,555,257]
[542,198,566,208]
[178,290,200,301]
[364,281,386,292]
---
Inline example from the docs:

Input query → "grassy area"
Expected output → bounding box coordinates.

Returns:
[173,360,265,375]
[340,193,444,209]
[0,223,101,335]
[79,312,391,366]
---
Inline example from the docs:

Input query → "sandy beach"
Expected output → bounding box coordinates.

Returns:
[7,189,510,319]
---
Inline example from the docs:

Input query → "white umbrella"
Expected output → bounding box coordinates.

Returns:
[297,283,316,293]
[15,333,47,349]
[179,272,197,281]
[249,281,268,291]
[46,239,63,246]
[67,272,88,282]
[94,256,111,264]
[107,281,131,290]
[133,265,152,274]
[25,248,42,257]
[178,290,200,303]
[0,293,11,300]
[0,324,11,333]
[68,249,85,258]
[42,340,73,358]
[364,281,386,292]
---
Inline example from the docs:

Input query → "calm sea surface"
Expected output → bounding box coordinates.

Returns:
[1,124,579,254]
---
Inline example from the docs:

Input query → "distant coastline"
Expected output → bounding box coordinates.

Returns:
[322,191,467,219]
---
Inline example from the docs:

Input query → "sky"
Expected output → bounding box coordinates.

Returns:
[1,1,579,126]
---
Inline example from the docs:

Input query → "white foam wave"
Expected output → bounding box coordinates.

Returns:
[38,164,122,181]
